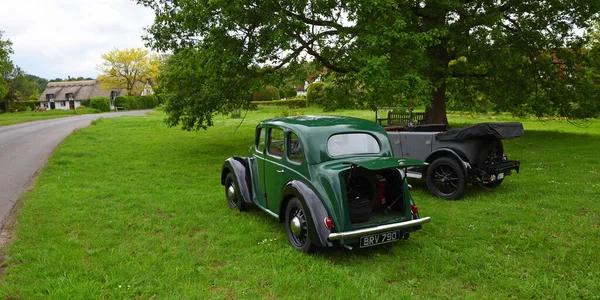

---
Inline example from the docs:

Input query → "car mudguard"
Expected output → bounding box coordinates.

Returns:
[280,180,333,248]
[221,157,253,204]
[426,148,471,172]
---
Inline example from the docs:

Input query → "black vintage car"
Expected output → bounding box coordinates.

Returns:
[377,107,523,200]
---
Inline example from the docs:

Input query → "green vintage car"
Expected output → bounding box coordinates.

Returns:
[221,116,431,252]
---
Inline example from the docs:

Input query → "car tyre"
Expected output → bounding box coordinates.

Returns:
[426,157,466,200]
[224,172,246,211]
[285,197,315,253]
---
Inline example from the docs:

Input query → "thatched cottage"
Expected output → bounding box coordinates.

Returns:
[37,80,125,110]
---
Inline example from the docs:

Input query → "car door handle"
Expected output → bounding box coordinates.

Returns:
[276,169,285,173]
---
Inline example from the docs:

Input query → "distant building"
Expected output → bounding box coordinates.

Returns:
[38,80,126,110]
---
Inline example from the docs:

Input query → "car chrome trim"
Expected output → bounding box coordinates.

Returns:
[406,172,422,179]
[328,217,431,240]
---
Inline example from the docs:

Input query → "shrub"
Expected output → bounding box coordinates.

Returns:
[250,98,308,108]
[80,99,90,107]
[90,97,111,112]
[138,95,159,109]
[283,87,297,98]
[115,95,159,110]
[278,89,286,99]
[11,101,38,112]
[252,85,280,101]
[306,82,326,105]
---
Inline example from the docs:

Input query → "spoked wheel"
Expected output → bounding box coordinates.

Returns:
[285,197,315,253]
[224,172,246,211]
[426,157,466,200]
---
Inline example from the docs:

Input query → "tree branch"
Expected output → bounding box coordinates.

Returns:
[293,33,357,73]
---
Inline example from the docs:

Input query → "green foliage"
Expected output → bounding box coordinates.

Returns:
[115,95,159,110]
[278,89,285,99]
[10,100,38,112]
[139,0,600,128]
[250,98,307,108]
[306,82,326,105]
[80,99,90,107]
[252,85,280,101]
[90,97,111,112]
[282,87,297,98]
[25,74,49,94]
[0,31,13,101]
[158,46,259,130]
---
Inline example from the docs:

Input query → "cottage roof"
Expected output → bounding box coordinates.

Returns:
[38,80,125,102]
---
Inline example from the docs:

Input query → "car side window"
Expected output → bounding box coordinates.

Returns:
[256,127,266,152]
[268,128,285,158]
[287,132,304,163]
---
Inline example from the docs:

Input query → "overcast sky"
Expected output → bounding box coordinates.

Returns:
[0,0,155,80]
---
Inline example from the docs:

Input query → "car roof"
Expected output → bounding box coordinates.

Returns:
[257,115,393,164]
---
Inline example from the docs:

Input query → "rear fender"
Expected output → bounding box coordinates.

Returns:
[221,157,253,204]
[426,148,471,171]
[280,180,333,248]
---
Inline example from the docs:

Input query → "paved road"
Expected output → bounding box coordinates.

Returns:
[0,110,151,228]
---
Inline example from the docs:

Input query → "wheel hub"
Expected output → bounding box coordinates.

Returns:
[227,184,235,200]
[290,216,302,236]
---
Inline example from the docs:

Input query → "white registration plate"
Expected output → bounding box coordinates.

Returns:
[359,230,401,248]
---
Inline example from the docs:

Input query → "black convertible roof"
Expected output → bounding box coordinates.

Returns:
[436,122,524,141]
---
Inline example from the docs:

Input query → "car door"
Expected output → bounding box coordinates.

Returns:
[264,127,287,213]
[251,126,268,208]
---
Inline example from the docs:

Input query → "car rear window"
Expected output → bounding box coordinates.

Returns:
[327,133,381,156]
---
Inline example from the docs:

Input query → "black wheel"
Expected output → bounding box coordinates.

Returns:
[426,157,466,200]
[285,197,315,253]
[224,172,246,211]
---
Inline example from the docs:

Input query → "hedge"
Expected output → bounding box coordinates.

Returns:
[90,97,111,112]
[252,86,280,101]
[250,98,308,108]
[115,95,159,110]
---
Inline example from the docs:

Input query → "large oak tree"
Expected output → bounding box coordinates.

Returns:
[137,0,600,129]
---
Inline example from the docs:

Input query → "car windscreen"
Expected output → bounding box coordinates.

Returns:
[327,133,381,156]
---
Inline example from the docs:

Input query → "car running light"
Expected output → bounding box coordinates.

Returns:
[410,205,418,214]
[324,217,334,229]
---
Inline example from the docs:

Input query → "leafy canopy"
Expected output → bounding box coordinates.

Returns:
[98,48,163,96]
[138,0,600,129]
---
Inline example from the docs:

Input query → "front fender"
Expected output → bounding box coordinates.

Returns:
[281,180,333,248]
[221,157,253,204]
[426,148,471,171]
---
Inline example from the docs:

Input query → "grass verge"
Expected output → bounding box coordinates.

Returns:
[1,108,599,298]
[0,108,102,126]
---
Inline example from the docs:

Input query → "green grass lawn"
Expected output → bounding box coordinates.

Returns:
[0,108,102,126]
[1,107,599,298]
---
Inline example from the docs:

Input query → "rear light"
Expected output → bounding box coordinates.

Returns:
[324,217,334,229]
[410,205,418,214]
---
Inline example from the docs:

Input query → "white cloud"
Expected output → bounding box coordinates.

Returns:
[0,0,155,79]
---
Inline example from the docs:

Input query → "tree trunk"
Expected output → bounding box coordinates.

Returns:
[422,3,450,125]
[426,79,448,124]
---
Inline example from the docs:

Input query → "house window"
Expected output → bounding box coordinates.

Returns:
[60,102,66,107]
[47,94,55,102]
[66,93,74,101]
